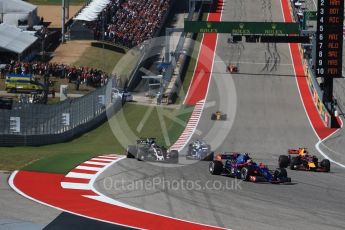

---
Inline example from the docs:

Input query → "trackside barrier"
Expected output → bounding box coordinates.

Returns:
[304,62,332,127]
[0,79,122,146]
[288,0,332,128]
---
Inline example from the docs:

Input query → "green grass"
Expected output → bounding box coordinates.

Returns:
[27,0,88,5]
[74,46,125,74]
[2,119,121,173]
[23,152,100,174]
[119,104,194,146]
[0,103,193,173]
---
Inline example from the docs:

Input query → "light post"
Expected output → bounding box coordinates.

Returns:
[61,0,65,43]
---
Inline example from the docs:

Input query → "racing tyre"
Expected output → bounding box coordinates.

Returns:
[126,145,137,158]
[209,161,223,175]
[220,114,227,120]
[290,156,301,170]
[187,144,193,156]
[240,167,251,181]
[211,114,216,120]
[320,159,330,172]
[278,155,290,168]
[169,150,179,163]
[137,148,145,161]
[274,168,288,179]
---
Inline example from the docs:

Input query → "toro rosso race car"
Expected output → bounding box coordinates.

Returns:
[278,147,330,172]
[126,138,178,163]
[209,152,291,183]
[211,111,227,120]
[186,140,213,160]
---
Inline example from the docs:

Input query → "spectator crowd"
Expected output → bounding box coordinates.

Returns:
[90,0,172,47]
[1,60,110,88]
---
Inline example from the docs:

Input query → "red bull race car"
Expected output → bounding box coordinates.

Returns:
[278,147,330,172]
[209,153,291,183]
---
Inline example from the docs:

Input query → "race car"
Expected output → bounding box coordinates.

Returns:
[226,64,238,73]
[126,138,178,163]
[278,147,330,172]
[209,152,291,183]
[211,111,227,120]
[186,140,213,160]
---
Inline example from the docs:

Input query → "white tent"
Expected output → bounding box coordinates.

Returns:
[0,23,38,54]
[0,0,39,27]
[74,0,110,21]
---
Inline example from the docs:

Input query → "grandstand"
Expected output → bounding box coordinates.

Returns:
[70,0,173,47]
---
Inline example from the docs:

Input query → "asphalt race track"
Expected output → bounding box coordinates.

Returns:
[95,0,345,229]
[0,172,60,230]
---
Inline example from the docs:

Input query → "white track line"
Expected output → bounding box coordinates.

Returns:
[90,158,114,162]
[97,156,118,159]
[76,166,102,171]
[65,172,95,179]
[315,119,345,168]
[83,161,109,166]
[61,182,90,190]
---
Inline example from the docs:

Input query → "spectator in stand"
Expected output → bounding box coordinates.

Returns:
[90,0,171,48]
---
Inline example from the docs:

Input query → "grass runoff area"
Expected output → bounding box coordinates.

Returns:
[0,14,205,174]
[27,0,88,5]
[0,104,193,173]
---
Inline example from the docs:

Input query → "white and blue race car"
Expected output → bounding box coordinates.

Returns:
[186,140,212,160]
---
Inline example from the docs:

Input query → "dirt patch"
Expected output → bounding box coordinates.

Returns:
[50,40,92,65]
[37,5,83,28]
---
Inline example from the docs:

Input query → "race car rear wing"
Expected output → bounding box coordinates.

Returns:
[288,148,308,155]
[215,152,248,160]
[213,152,252,161]
[218,153,235,160]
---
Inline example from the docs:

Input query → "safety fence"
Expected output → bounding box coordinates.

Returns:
[0,79,122,146]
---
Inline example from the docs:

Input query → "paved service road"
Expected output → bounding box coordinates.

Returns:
[95,0,345,229]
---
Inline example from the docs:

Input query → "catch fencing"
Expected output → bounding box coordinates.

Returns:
[0,79,122,146]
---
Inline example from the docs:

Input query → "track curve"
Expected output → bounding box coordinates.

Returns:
[95,0,345,229]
